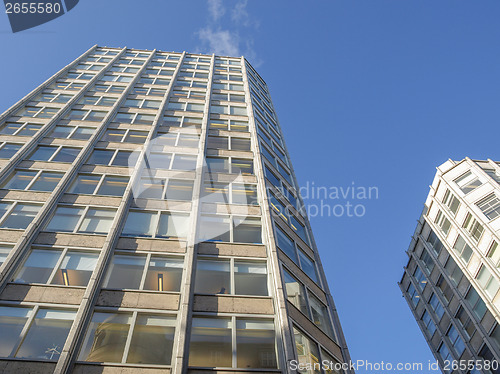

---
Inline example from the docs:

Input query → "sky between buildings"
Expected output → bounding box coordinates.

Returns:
[1,0,500,371]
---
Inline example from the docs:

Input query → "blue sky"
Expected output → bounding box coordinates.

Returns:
[1,0,500,371]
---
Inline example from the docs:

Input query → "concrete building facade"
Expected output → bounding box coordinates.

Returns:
[0,45,352,374]
[400,158,500,374]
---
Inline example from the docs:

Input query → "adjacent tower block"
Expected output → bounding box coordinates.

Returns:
[400,158,500,374]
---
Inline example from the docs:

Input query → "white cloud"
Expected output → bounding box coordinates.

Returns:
[197,27,240,56]
[196,0,261,63]
[231,0,249,25]
[208,0,225,22]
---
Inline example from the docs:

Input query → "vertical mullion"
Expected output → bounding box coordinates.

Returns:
[12,304,39,358]
[139,253,151,290]
[24,170,42,191]
[46,247,68,285]
[230,257,235,295]
[232,315,237,368]
[121,311,137,364]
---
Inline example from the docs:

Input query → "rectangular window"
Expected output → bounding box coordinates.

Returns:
[476,194,500,220]
[1,170,63,192]
[104,253,183,292]
[293,328,321,374]
[465,287,487,321]
[476,265,500,299]
[446,325,465,357]
[429,293,445,320]
[195,258,268,296]
[453,235,473,264]
[463,213,484,242]
[189,317,277,369]
[14,248,98,286]
[421,310,436,337]
[434,210,451,235]
[45,206,116,234]
[443,189,460,215]
[283,269,309,315]
[79,311,176,365]
[0,202,41,229]
[455,171,482,194]
[121,210,189,239]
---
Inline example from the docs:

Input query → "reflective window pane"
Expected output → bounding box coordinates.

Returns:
[51,252,99,287]
[104,254,147,290]
[195,259,230,294]
[236,319,277,369]
[16,309,76,361]
[144,257,183,292]
[189,317,232,367]
[14,249,62,284]
[235,261,268,296]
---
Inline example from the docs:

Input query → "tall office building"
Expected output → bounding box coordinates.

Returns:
[400,158,500,374]
[0,45,352,374]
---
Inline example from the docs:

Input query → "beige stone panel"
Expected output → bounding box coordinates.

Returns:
[73,364,171,374]
[0,190,50,202]
[96,290,180,310]
[0,360,56,374]
[197,242,266,258]
[34,232,106,248]
[0,284,84,305]
[116,238,186,253]
[0,230,23,243]
[193,295,273,314]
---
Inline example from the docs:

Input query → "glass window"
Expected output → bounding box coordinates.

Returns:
[283,269,309,315]
[236,319,277,369]
[293,328,321,374]
[79,209,115,234]
[157,212,189,238]
[207,157,229,174]
[202,182,229,203]
[199,215,231,242]
[51,251,99,286]
[0,244,13,266]
[79,312,132,363]
[14,249,62,284]
[15,309,76,360]
[234,261,268,296]
[195,259,231,294]
[0,306,32,357]
[127,315,176,365]
[189,317,232,367]
[1,170,37,190]
[232,183,258,205]
[104,254,147,289]
[29,146,57,161]
[30,171,64,191]
[276,227,297,262]
[298,250,318,283]
[171,154,197,170]
[309,293,334,338]
[233,217,261,244]
[46,206,85,232]
[88,149,114,165]
[69,174,101,194]
[231,158,253,175]
[97,176,129,196]
[165,179,194,201]
[143,257,183,292]
[1,203,40,229]
[51,147,80,163]
[477,194,500,220]
[122,211,157,237]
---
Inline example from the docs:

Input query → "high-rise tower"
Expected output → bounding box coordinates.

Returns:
[400,158,500,374]
[0,45,352,374]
